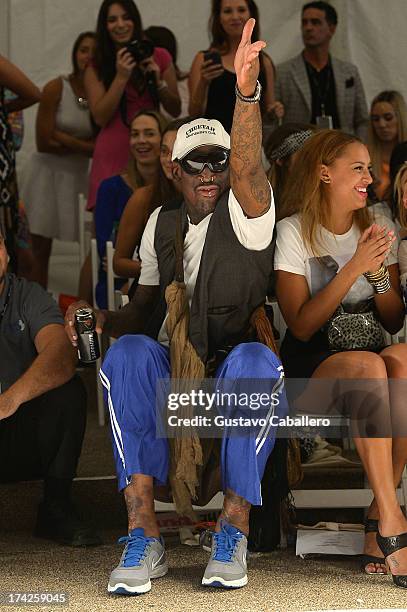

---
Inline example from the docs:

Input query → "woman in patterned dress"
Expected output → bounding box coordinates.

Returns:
[0,55,40,271]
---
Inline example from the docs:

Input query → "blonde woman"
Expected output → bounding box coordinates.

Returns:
[368,91,407,201]
[394,163,407,292]
[275,129,407,586]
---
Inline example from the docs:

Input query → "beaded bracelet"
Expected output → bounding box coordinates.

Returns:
[235,80,262,104]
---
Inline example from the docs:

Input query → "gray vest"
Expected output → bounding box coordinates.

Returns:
[145,191,274,362]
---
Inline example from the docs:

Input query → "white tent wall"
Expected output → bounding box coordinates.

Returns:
[5,0,407,178]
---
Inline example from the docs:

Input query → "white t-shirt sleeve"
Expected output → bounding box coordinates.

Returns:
[274,217,306,276]
[228,183,275,250]
[138,207,161,286]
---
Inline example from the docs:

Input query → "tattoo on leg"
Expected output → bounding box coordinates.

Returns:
[218,489,251,532]
[124,477,158,535]
[125,495,144,516]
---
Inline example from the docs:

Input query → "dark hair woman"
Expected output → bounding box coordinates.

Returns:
[264,122,316,215]
[0,55,40,273]
[144,25,190,119]
[21,31,96,288]
[188,0,282,133]
[86,0,181,210]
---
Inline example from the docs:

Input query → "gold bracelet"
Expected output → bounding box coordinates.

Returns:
[364,265,391,294]
[363,264,387,283]
[373,275,391,294]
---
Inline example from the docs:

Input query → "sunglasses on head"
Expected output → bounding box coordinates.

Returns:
[179,149,230,175]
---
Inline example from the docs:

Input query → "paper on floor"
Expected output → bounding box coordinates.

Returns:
[296,527,364,556]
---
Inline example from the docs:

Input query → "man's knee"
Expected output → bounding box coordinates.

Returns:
[227,342,282,373]
[103,334,162,368]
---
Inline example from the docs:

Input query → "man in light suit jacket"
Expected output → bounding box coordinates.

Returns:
[275,1,368,141]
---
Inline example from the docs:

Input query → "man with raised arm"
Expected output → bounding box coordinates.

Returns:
[65,19,285,594]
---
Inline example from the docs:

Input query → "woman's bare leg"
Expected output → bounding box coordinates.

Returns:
[381,344,407,483]
[312,351,407,575]
[363,345,407,571]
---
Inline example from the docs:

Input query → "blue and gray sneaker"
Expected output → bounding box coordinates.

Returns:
[202,522,248,588]
[108,528,168,595]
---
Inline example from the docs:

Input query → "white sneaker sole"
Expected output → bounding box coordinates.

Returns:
[108,563,168,595]
[201,574,248,588]
[108,580,151,595]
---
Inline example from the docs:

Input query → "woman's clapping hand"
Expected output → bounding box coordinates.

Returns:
[351,224,396,276]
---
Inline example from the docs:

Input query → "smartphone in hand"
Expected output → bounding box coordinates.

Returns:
[203,50,222,66]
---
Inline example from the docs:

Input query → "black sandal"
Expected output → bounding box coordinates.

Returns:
[377,531,407,588]
[361,519,386,575]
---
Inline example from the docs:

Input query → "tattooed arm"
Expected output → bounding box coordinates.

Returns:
[230,18,270,219]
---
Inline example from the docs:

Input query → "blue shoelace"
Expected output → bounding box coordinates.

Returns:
[213,525,243,563]
[118,530,157,568]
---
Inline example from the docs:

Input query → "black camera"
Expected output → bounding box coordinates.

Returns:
[125,39,154,63]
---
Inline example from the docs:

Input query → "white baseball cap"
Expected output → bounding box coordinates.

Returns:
[171,118,230,161]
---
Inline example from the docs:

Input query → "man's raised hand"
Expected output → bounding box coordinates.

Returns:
[234,18,266,97]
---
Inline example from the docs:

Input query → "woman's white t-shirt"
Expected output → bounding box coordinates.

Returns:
[274,212,398,308]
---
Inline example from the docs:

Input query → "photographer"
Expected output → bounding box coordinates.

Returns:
[86,0,180,211]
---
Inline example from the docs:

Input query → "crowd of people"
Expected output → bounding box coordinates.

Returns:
[2,0,407,598]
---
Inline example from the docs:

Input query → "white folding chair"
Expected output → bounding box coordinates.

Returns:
[106,240,128,311]
[78,194,93,266]
[90,238,98,307]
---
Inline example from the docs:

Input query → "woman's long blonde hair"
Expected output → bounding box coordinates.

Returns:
[279,129,371,255]
[368,91,407,180]
[394,162,407,228]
